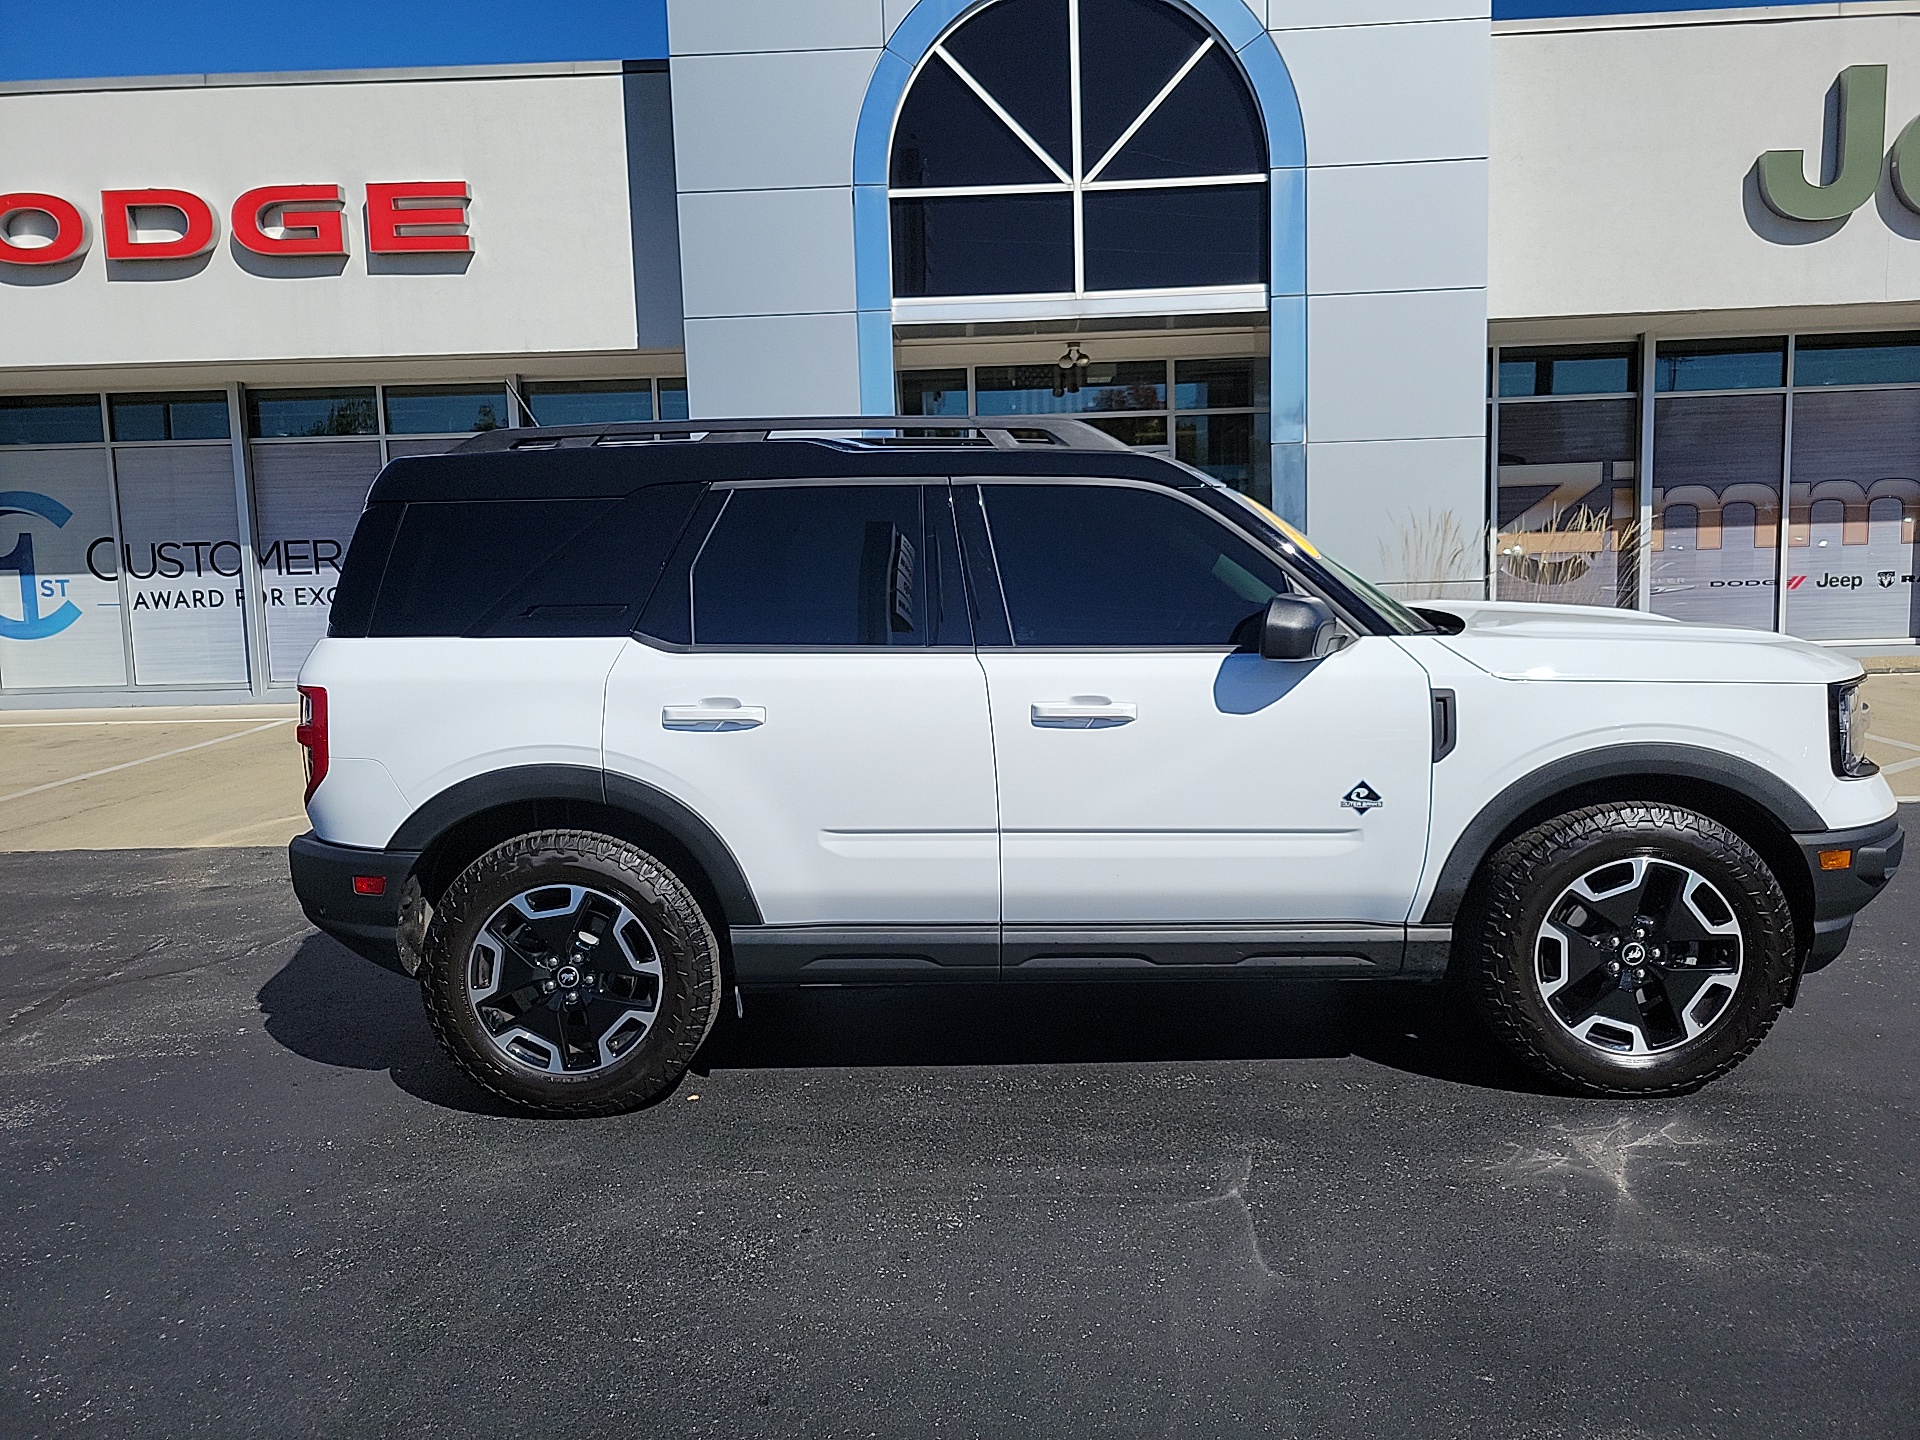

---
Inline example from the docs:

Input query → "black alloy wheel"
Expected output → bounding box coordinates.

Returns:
[466,883,665,1076]
[1534,854,1744,1056]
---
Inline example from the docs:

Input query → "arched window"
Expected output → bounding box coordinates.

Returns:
[889,0,1268,303]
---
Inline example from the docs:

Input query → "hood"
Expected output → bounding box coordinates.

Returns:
[1419,600,1863,685]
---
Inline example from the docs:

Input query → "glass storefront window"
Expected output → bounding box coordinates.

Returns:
[1176,412,1268,498]
[1650,394,1783,630]
[112,445,250,686]
[0,445,128,689]
[109,392,230,442]
[899,355,1270,503]
[658,378,690,421]
[1497,345,1634,399]
[250,439,382,684]
[898,370,969,417]
[1492,328,1920,642]
[383,385,509,435]
[975,360,1167,415]
[523,381,654,426]
[1784,388,1920,641]
[1081,185,1266,291]
[1175,358,1267,411]
[1794,333,1920,388]
[1495,397,1639,609]
[1655,338,1785,393]
[0,395,104,446]
[248,388,377,438]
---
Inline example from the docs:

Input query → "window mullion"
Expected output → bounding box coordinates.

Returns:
[1069,0,1085,297]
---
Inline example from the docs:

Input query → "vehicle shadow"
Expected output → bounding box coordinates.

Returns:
[698,978,1547,1093]
[257,933,524,1116]
[258,933,1550,1113]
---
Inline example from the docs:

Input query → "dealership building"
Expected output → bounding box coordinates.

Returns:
[2,0,1919,706]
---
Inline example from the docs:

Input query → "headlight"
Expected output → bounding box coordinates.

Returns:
[1831,680,1878,778]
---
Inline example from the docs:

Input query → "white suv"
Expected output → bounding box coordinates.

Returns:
[289,417,1904,1114]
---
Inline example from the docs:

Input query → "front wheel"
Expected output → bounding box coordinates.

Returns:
[420,830,722,1116]
[1457,803,1797,1097]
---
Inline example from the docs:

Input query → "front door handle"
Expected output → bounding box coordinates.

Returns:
[1031,698,1136,729]
[663,700,765,732]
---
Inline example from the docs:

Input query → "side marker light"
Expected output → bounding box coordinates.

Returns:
[353,875,388,896]
[1819,849,1853,872]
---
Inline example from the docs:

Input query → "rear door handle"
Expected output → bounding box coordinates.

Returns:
[1031,699,1136,729]
[663,702,765,732]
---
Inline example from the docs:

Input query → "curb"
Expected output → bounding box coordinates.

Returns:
[1862,658,1920,674]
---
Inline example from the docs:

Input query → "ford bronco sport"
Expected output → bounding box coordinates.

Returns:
[288,417,1904,1113]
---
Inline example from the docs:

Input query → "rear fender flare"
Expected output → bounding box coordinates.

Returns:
[387,764,763,927]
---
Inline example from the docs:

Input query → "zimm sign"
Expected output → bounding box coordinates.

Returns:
[0,181,472,270]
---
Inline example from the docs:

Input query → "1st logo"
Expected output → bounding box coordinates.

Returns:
[0,492,83,641]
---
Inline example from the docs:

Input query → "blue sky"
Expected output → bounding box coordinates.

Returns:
[0,0,1807,82]
[0,0,669,81]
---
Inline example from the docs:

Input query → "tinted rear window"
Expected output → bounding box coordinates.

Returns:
[351,487,707,638]
[327,503,402,637]
[475,484,705,637]
[366,500,611,637]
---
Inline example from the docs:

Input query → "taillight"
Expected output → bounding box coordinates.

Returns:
[296,685,329,803]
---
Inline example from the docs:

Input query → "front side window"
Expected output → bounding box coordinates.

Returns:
[692,485,950,647]
[889,0,1268,301]
[980,482,1288,646]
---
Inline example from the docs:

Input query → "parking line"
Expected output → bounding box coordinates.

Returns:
[0,720,294,805]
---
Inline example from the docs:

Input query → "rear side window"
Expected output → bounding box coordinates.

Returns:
[475,483,705,637]
[692,485,941,647]
[351,485,707,638]
[980,483,1289,646]
[367,500,610,637]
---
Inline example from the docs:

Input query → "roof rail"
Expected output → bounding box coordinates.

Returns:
[449,415,1133,454]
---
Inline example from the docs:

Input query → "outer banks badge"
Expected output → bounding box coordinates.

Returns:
[1341,781,1384,813]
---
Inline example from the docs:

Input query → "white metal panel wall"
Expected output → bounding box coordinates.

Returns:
[669,0,882,417]
[1275,3,1492,596]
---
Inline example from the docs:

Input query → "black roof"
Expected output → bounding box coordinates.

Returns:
[365,417,1208,505]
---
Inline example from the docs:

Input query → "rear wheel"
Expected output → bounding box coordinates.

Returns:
[1458,803,1796,1097]
[420,830,721,1116]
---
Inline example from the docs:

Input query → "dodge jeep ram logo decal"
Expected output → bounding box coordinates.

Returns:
[1341,781,1384,813]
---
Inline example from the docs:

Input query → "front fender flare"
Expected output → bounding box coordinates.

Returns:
[1420,743,1825,925]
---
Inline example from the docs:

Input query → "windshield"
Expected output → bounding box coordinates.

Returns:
[1196,484,1436,636]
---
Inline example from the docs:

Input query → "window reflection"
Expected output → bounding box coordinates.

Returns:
[1650,394,1782,630]
[1495,396,1638,610]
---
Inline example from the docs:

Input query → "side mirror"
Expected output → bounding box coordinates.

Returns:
[1259,594,1348,661]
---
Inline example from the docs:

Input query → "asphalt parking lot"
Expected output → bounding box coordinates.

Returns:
[2,845,1917,1438]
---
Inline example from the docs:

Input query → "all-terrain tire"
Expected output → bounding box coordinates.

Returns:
[419,829,721,1116]
[1456,803,1796,1098]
